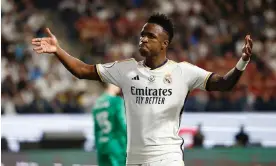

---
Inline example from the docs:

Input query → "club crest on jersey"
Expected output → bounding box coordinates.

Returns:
[148,75,155,82]
[163,74,172,84]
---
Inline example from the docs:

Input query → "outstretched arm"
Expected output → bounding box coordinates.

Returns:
[54,46,100,80]
[32,28,100,80]
[206,35,253,91]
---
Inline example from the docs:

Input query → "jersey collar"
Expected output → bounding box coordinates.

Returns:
[143,58,169,70]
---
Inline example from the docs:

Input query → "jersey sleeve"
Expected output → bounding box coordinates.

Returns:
[180,62,213,91]
[95,61,123,87]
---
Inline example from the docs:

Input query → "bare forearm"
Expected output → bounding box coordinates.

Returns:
[54,47,83,78]
[206,68,243,91]
[54,46,98,80]
[223,68,243,88]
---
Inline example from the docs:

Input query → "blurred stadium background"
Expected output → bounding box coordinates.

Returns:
[1,0,276,165]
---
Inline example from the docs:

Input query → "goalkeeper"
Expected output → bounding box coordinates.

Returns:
[92,83,127,166]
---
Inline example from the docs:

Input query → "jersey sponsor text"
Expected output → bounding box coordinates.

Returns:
[131,86,172,104]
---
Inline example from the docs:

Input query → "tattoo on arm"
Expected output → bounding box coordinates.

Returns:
[206,68,243,91]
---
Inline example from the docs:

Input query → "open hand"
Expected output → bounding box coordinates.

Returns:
[242,35,253,61]
[32,28,59,54]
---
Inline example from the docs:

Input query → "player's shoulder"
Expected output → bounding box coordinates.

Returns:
[94,94,108,103]
[102,94,122,102]
[166,60,194,66]
[176,61,198,69]
[113,96,124,104]
[93,97,110,111]
[178,61,195,66]
[114,58,138,70]
[99,58,136,68]
[171,61,202,76]
[116,58,137,65]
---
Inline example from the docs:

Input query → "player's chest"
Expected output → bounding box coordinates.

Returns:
[121,69,189,105]
[123,68,181,87]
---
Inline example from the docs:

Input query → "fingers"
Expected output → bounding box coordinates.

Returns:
[33,46,44,54]
[245,46,252,55]
[33,46,42,51]
[31,38,43,46]
[245,35,253,48]
[32,38,41,42]
[248,38,253,48]
[243,43,252,56]
[32,38,42,53]
[31,38,49,46]
[32,41,41,46]
[36,49,45,54]
[242,35,253,58]
[45,28,54,37]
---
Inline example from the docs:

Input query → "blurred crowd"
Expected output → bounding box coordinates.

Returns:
[2,0,276,114]
[1,0,95,115]
[59,0,276,112]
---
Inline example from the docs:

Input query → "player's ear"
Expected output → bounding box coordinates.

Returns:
[162,40,169,50]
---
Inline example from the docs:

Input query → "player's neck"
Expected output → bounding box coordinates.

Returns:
[144,56,168,70]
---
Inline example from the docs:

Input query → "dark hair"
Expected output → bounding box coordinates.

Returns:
[147,13,174,43]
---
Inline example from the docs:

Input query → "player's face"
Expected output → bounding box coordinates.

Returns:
[139,23,168,57]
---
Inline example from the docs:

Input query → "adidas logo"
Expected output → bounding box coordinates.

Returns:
[132,75,139,80]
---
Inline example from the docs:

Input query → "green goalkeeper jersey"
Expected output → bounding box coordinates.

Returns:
[92,93,127,154]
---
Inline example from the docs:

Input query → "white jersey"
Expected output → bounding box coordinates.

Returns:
[96,58,212,164]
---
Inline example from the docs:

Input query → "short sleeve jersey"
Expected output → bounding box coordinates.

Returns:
[96,59,212,163]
